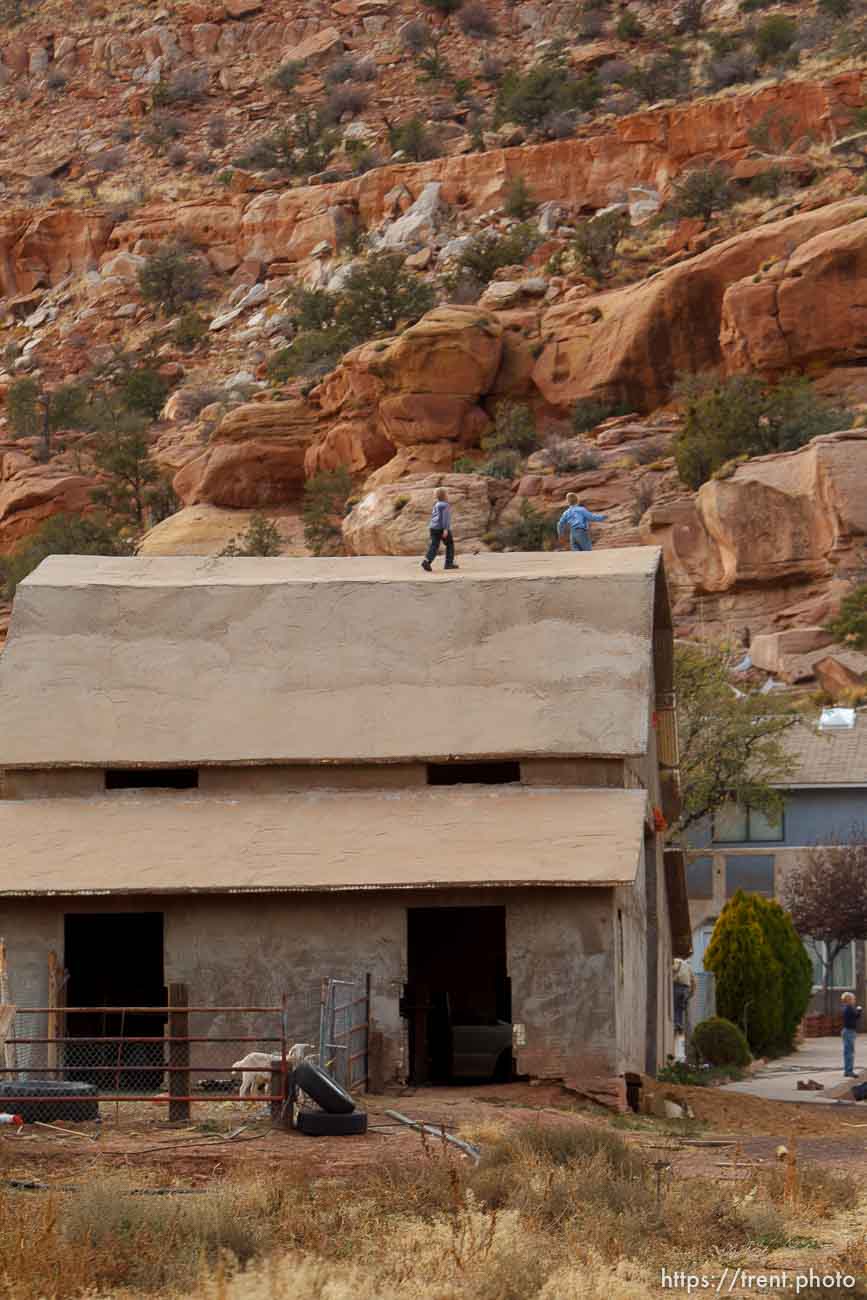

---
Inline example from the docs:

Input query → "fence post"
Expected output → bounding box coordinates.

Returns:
[168,983,190,1122]
[47,951,59,1080]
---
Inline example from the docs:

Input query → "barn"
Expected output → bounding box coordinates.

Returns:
[0,550,688,1095]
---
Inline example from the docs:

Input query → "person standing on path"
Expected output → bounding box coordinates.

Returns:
[557,493,607,552]
[842,991,862,1077]
[421,488,459,572]
[673,957,696,1034]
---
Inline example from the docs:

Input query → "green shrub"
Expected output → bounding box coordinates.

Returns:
[674,373,851,489]
[220,513,283,557]
[827,584,867,650]
[270,61,302,93]
[266,329,351,383]
[615,11,643,39]
[388,116,440,161]
[334,251,435,339]
[671,165,733,221]
[572,396,630,433]
[0,514,133,599]
[492,498,557,551]
[172,309,208,351]
[482,401,537,455]
[628,50,690,103]
[691,1016,751,1068]
[753,14,798,61]
[452,223,539,292]
[818,0,851,14]
[138,245,204,317]
[117,365,170,420]
[754,897,813,1047]
[494,63,601,130]
[572,210,628,283]
[704,892,784,1054]
[503,175,534,219]
[303,468,352,556]
[478,449,523,478]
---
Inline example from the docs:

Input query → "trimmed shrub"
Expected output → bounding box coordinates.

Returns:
[754,897,813,1047]
[704,891,783,1054]
[691,1017,751,1068]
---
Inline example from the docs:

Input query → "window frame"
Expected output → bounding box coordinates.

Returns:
[712,801,784,845]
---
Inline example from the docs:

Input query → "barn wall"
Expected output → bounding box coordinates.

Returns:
[0,885,632,1083]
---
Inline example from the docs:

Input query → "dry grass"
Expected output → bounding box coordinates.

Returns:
[1,1122,863,1300]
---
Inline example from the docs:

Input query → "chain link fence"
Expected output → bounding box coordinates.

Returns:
[0,999,291,1122]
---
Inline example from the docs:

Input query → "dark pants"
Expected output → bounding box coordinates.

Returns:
[674,984,690,1033]
[425,528,455,567]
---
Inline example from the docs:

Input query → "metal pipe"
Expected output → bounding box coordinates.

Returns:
[383,1110,481,1165]
[9,1036,281,1045]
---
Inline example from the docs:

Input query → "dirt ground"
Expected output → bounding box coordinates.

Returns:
[3,1079,867,1191]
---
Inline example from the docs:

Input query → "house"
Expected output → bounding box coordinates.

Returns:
[686,713,867,1013]
[0,550,688,1091]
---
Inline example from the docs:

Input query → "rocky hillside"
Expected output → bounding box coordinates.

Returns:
[1,0,867,674]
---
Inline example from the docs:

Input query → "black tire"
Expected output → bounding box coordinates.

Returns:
[0,1080,99,1123]
[294,1061,355,1115]
[296,1109,368,1137]
[493,1048,514,1083]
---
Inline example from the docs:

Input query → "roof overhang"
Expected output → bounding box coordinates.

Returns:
[664,848,693,959]
[0,786,648,897]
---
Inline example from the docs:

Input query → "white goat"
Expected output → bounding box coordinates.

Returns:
[232,1043,315,1098]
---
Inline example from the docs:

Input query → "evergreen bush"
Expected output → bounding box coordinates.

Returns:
[691,1016,751,1068]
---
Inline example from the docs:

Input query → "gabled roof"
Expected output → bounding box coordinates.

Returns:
[0,786,648,895]
[779,717,867,787]
[0,550,668,767]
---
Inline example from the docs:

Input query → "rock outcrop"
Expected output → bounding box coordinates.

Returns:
[343,473,505,556]
[174,399,320,508]
[0,450,96,549]
[721,217,867,376]
[534,198,867,413]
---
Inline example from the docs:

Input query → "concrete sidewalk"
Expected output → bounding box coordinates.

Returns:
[720,1036,865,1104]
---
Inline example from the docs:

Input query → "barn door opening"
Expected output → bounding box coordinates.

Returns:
[63,913,166,1090]
[403,906,511,1084]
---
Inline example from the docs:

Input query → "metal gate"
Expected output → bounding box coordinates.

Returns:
[318,976,370,1092]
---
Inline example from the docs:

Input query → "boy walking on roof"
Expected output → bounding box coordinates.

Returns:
[422,488,459,572]
[557,492,607,552]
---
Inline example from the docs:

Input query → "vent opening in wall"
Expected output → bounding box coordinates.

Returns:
[427,762,521,786]
[105,768,199,790]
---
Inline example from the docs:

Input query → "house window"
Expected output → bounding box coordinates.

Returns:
[805,938,855,991]
[105,768,199,790]
[427,762,521,786]
[713,801,783,843]
[686,856,713,899]
[725,855,775,898]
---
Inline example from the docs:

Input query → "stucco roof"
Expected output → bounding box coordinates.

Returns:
[779,718,867,787]
[0,786,648,896]
[0,551,666,767]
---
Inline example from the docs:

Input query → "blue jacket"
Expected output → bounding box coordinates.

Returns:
[430,500,452,531]
[557,504,607,537]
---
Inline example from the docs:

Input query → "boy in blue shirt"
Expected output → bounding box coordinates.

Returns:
[842,991,862,1077]
[421,488,458,572]
[557,492,607,552]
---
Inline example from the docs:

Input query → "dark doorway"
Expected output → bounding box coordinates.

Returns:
[64,913,166,1091]
[403,906,511,1084]
[427,762,521,786]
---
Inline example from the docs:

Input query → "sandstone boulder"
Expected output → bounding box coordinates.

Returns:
[750,628,836,674]
[369,307,502,396]
[139,504,303,556]
[173,400,319,507]
[343,473,498,555]
[814,654,867,699]
[303,417,393,478]
[642,431,867,604]
[0,457,96,550]
[721,217,867,376]
[280,27,343,67]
